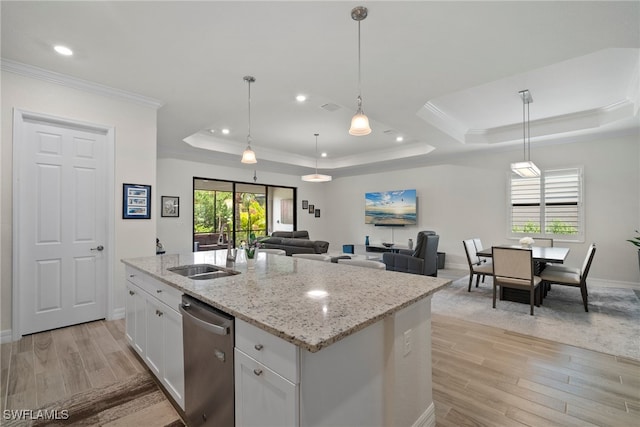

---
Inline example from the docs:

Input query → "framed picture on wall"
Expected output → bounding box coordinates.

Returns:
[123,183,151,219]
[161,196,179,217]
[315,209,320,218]
[308,204,314,214]
[302,200,309,209]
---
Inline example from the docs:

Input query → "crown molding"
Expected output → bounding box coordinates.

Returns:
[1,58,164,109]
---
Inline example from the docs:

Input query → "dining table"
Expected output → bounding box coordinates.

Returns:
[476,245,570,265]
[476,245,570,304]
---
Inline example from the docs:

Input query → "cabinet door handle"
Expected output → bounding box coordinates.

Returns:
[156,309,163,317]
[129,274,135,278]
[253,369,263,376]
[156,289,162,293]
[129,290,135,296]
[254,344,263,351]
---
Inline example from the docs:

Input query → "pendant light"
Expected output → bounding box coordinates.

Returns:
[301,133,332,182]
[348,6,372,136]
[511,89,540,177]
[241,75,257,164]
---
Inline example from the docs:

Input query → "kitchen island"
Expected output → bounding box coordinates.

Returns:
[122,250,450,427]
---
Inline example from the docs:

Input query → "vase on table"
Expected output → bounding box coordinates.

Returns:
[408,238,413,250]
[246,257,255,270]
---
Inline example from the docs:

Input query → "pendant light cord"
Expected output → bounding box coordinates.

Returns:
[247,79,252,145]
[357,19,362,99]
[314,133,319,174]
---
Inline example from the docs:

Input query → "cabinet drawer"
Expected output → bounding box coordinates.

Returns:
[236,318,299,383]
[126,266,181,311]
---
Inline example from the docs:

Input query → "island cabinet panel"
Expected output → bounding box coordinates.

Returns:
[124,266,185,410]
[125,282,146,356]
[235,348,298,426]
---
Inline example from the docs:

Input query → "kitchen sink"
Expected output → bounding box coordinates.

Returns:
[168,264,240,280]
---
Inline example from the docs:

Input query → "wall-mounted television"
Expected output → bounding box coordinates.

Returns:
[365,189,417,226]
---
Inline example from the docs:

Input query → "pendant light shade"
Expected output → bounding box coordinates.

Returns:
[302,133,332,182]
[511,89,539,177]
[241,75,257,164]
[348,6,372,136]
[241,146,257,164]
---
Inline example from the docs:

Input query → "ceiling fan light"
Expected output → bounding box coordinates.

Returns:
[349,112,372,136]
[241,146,257,164]
[301,173,332,182]
[511,161,540,177]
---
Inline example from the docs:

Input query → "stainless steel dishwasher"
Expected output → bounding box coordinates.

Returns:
[180,294,234,427]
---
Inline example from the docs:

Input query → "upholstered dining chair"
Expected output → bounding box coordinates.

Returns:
[463,239,494,292]
[337,258,386,269]
[492,246,543,315]
[539,243,596,312]
[535,238,554,247]
[291,253,331,262]
[472,238,490,264]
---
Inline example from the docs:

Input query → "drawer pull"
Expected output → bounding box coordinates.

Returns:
[253,369,263,376]
[129,290,135,296]
[156,289,162,293]
[129,274,135,278]
[156,309,163,317]
[254,344,264,351]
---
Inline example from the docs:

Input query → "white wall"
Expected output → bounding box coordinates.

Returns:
[1,71,158,332]
[156,158,328,254]
[157,134,639,286]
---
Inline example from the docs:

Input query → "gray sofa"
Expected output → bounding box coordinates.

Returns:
[260,231,329,256]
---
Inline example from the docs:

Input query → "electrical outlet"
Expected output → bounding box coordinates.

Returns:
[403,329,412,356]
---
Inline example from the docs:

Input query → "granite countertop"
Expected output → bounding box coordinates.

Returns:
[122,250,451,353]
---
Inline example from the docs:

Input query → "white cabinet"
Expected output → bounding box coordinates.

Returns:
[124,266,184,410]
[235,318,299,426]
[125,282,146,356]
[235,349,298,427]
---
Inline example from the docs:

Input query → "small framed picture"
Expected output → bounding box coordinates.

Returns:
[302,200,309,209]
[123,184,151,219]
[161,196,179,217]
[308,204,314,213]
[315,209,320,218]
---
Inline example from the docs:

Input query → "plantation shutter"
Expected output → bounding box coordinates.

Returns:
[544,169,581,236]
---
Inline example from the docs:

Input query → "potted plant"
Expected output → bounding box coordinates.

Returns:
[628,230,640,273]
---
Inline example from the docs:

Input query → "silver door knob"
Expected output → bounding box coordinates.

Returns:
[91,245,104,251]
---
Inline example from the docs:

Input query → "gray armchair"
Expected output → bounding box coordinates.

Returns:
[383,231,439,277]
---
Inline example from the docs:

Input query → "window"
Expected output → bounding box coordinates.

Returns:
[509,168,583,242]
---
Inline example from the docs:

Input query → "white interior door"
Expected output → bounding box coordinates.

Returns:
[14,112,109,336]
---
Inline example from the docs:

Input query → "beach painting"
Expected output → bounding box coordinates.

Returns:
[365,189,417,225]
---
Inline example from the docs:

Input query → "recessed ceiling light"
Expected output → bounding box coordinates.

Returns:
[296,94,307,102]
[221,128,230,135]
[54,45,73,56]
[396,136,404,142]
[321,152,327,157]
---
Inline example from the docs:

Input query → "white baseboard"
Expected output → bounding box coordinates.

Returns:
[110,307,125,320]
[1,329,13,344]
[412,402,436,427]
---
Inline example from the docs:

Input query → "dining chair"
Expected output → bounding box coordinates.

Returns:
[491,246,542,315]
[337,259,386,269]
[472,238,490,264]
[539,243,596,312]
[463,239,494,292]
[291,253,331,262]
[535,238,554,247]
[259,248,287,255]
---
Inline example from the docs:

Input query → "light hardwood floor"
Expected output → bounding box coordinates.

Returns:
[0,319,181,424]
[2,311,639,426]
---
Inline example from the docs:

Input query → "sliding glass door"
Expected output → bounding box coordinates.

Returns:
[193,178,295,250]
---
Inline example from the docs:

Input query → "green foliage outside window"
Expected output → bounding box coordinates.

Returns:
[512,220,577,235]
[194,190,233,233]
